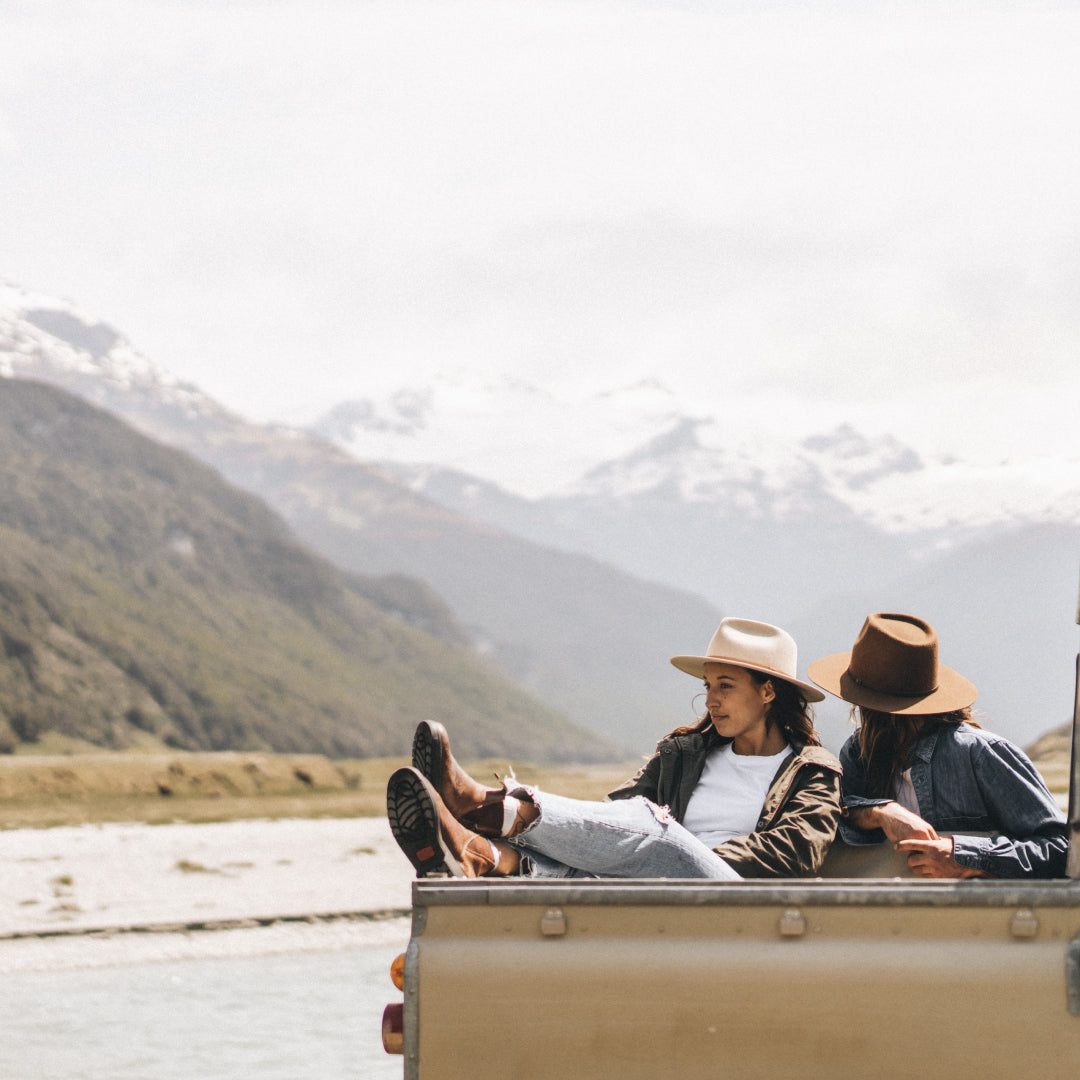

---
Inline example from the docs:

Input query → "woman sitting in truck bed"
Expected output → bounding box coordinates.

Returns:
[809,612,1069,878]
[387,617,842,880]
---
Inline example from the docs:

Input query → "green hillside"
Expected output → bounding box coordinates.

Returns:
[0,379,612,761]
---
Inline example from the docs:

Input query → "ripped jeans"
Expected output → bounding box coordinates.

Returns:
[506,789,742,880]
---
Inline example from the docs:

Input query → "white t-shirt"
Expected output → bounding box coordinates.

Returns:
[681,743,791,849]
[894,768,920,815]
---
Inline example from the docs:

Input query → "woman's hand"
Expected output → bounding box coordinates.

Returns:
[848,803,990,876]
[847,802,938,844]
[895,837,990,878]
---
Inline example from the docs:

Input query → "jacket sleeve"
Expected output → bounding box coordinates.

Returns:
[950,737,1069,879]
[607,751,661,803]
[713,764,843,878]
[835,733,893,845]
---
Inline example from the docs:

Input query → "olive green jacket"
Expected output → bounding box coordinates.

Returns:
[608,726,842,878]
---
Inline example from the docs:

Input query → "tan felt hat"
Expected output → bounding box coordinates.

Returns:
[808,612,977,715]
[671,617,825,702]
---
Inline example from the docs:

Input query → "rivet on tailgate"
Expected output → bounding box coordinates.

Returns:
[778,908,806,937]
[1010,908,1040,939]
[540,907,568,936]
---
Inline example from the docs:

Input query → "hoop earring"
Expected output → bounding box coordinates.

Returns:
[692,692,706,718]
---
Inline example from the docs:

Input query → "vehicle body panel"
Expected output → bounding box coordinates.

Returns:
[402,878,1080,1080]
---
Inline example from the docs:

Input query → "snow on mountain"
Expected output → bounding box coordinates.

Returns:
[5,280,1076,542]
[797,425,1080,534]
[311,373,692,498]
[838,454,1080,534]
[311,373,1080,536]
[0,282,222,422]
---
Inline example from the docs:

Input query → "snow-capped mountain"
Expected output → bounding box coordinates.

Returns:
[310,373,1080,538]
[2,281,1078,753]
[309,375,1080,623]
[8,276,1076,548]
[0,282,220,422]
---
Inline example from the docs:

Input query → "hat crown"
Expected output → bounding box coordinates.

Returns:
[807,611,976,714]
[670,617,825,701]
[703,618,799,680]
[848,613,939,697]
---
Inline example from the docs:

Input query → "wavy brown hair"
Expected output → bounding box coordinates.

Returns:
[855,706,979,797]
[668,670,821,748]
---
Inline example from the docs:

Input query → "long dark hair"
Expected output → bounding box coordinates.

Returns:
[855,706,979,797]
[761,672,821,748]
[668,670,821,748]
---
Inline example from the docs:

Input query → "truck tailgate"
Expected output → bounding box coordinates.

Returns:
[402,878,1080,1080]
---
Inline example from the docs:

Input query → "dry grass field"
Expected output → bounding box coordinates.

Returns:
[1,727,1071,830]
[0,750,646,829]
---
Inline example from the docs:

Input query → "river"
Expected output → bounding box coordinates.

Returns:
[0,920,410,1080]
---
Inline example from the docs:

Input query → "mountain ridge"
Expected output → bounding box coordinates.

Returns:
[2,282,1076,753]
[307,372,1080,538]
[1,283,723,754]
[0,377,611,761]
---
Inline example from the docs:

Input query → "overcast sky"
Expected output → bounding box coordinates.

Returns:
[3,0,1080,466]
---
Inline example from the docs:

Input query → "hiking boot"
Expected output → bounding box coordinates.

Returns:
[386,766,517,878]
[411,720,507,820]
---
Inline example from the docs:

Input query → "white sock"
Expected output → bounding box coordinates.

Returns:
[502,796,521,836]
[488,839,500,870]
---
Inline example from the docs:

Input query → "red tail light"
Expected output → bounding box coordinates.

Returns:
[382,1002,404,1054]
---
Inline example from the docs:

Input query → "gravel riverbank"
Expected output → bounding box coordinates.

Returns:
[0,817,414,972]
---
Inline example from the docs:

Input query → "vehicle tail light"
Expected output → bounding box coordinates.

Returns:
[382,950,407,1054]
[382,1002,404,1054]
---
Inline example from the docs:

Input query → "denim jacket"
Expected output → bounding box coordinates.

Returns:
[838,721,1068,878]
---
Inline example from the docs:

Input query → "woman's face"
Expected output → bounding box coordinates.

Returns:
[702,662,777,754]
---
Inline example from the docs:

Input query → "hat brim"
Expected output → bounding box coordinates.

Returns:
[670,655,826,703]
[807,651,977,715]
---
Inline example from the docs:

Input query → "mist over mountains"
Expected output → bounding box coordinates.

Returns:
[2,282,1077,754]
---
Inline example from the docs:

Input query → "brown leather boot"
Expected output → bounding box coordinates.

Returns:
[412,720,508,820]
[387,766,518,878]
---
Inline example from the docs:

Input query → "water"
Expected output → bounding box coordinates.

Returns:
[0,925,409,1080]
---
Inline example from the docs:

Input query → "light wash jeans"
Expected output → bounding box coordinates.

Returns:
[506,789,742,880]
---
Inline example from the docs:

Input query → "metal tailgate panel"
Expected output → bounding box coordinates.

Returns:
[408,880,1080,1080]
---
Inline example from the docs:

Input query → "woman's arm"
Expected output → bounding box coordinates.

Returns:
[712,765,842,877]
[848,802,938,843]
[948,736,1069,879]
[852,803,991,877]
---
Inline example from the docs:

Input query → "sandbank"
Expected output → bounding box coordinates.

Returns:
[0,816,415,973]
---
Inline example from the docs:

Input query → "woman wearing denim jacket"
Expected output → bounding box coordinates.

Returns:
[387,618,842,881]
[810,612,1068,879]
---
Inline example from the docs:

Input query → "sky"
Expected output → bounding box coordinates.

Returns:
[3,0,1080,471]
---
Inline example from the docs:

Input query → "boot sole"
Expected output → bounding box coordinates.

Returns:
[411,720,447,790]
[386,766,460,878]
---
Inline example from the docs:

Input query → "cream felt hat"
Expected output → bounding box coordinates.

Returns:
[670,618,825,702]
[808,612,977,715]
